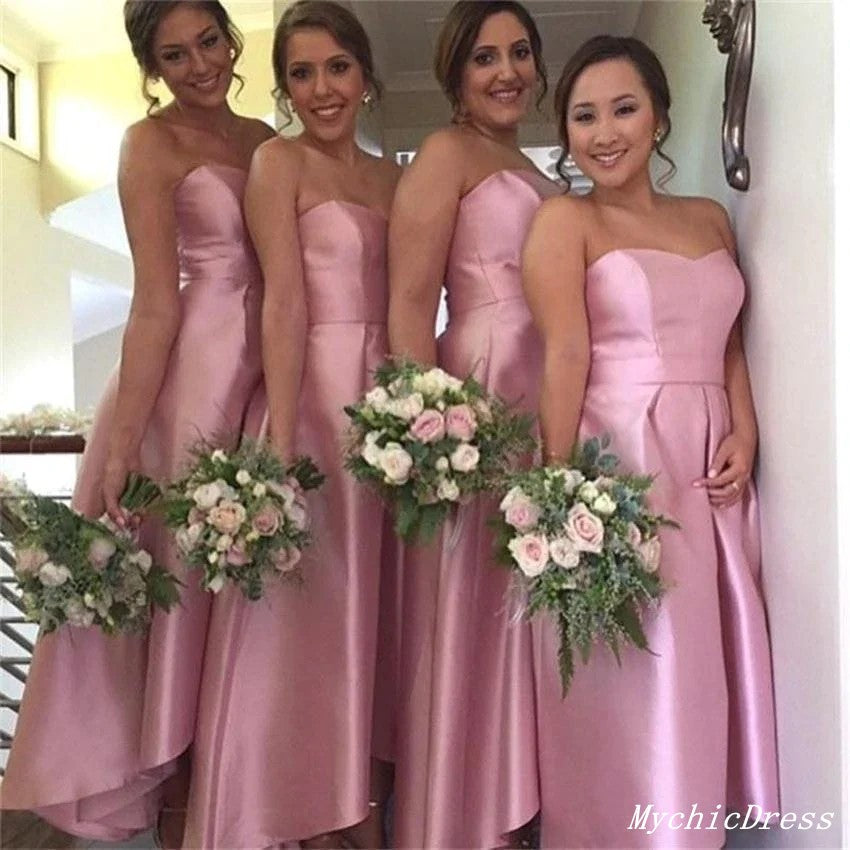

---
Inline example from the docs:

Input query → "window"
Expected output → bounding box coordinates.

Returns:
[1,63,16,141]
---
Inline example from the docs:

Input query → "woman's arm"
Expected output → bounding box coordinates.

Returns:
[245,139,307,462]
[522,197,590,463]
[694,201,758,506]
[103,122,182,522]
[387,131,466,365]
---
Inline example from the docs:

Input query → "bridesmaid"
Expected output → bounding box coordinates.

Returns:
[182,2,400,847]
[387,3,558,847]
[522,35,779,849]
[1,1,273,846]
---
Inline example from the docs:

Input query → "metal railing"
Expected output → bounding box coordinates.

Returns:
[0,435,84,775]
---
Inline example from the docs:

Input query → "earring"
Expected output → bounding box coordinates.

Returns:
[653,127,664,145]
[361,91,374,108]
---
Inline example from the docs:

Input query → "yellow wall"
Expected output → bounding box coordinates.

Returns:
[39,28,276,213]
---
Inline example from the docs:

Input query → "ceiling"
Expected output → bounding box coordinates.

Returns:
[356,1,643,93]
[1,0,273,61]
[2,0,643,73]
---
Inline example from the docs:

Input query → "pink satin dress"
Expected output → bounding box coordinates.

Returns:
[393,169,560,849]
[0,164,263,840]
[183,200,389,849]
[534,249,779,848]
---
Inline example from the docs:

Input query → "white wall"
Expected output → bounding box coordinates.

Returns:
[635,2,841,847]
[74,323,123,412]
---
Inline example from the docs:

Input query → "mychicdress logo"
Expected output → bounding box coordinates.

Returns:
[629,804,834,835]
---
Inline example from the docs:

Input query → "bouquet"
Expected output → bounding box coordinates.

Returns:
[161,440,324,600]
[493,436,676,695]
[0,473,178,634]
[345,360,534,543]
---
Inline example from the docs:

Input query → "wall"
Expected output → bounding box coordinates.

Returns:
[39,28,276,213]
[74,324,124,413]
[635,2,841,847]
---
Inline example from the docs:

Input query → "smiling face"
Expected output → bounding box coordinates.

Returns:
[566,57,659,191]
[152,4,235,109]
[458,11,536,132]
[284,26,366,144]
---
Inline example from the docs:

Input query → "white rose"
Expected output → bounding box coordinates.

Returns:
[549,536,580,569]
[207,550,219,564]
[639,537,662,573]
[87,536,117,571]
[65,598,95,628]
[592,493,617,517]
[499,485,527,512]
[436,478,460,502]
[388,393,425,422]
[207,574,226,594]
[577,481,600,503]
[126,550,153,574]
[213,478,238,502]
[450,443,480,473]
[412,369,446,397]
[361,440,384,468]
[236,469,252,486]
[211,449,228,463]
[216,534,233,552]
[193,481,222,509]
[252,482,267,498]
[267,480,297,508]
[176,522,204,555]
[435,457,449,472]
[285,500,309,532]
[508,533,550,577]
[38,561,72,587]
[365,386,390,411]
[379,443,413,485]
[560,469,585,495]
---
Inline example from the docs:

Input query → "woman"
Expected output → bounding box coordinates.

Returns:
[387,3,558,847]
[522,35,779,849]
[1,2,273,846]
[182,3,399,847]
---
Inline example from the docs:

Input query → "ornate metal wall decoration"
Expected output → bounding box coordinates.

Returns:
[702,0,756,191]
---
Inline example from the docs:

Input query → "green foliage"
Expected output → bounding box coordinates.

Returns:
[3,479,179,635]
[344,359,534,544]
[161,438,323,599]
[493,437,675,695]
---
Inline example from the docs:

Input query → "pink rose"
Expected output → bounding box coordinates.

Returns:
[273,546,302,573]
[252,502,282,537]
[504,498,541,532]
[444,404,477,441]
[508,533,550,577]
[410,409,445,444]
[208,500,247,535]
[626,522,642,548]
[564,503,605,553]
[639,537,662,573]
[15,546,49,575]
[226,539,250,567]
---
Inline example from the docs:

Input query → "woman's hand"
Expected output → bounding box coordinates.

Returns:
[102,452,139,528]
[693,431,755,508]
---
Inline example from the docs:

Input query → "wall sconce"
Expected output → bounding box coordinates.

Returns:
[702,0,756,191]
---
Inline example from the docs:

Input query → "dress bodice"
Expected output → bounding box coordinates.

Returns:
[297,201,388,325]
[174,164,259,287]
[444,169,560,316]
[585,248,744,387]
